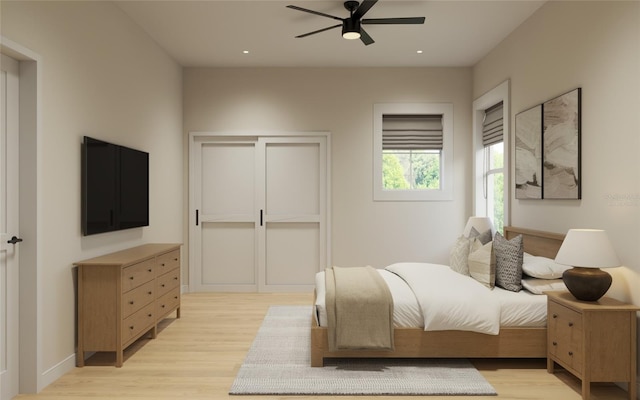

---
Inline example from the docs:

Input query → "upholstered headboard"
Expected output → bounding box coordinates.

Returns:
[503,226,565,259]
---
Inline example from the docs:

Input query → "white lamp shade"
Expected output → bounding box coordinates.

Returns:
[462,217,493,238]
[555,229,620,268]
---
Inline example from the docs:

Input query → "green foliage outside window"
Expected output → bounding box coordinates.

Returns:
[383,152,440,190]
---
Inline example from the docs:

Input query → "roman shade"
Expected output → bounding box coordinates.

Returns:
[382,114,443,151]
[482,102,503,147]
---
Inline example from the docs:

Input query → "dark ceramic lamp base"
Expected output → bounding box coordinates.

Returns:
[562,267,612,302]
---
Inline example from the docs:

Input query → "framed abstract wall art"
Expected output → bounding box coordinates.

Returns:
[515,105,542,199]
[542,88,581,199]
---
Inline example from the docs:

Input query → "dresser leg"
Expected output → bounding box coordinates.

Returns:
[547,358,555,373]
[629,378,636,400]
[116,350,123,368]
[77,351,85,367]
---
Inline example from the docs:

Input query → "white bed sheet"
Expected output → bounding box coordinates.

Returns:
[315,266,547,329]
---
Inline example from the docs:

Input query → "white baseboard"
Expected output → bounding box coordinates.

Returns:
[39,353,76,391]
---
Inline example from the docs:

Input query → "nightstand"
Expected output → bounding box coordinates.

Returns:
[546,291,639,400]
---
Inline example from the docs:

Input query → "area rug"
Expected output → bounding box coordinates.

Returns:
[229,305,497,396]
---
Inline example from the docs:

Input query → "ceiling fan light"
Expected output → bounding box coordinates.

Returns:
[342,19,361,40]
[343,31,361,40]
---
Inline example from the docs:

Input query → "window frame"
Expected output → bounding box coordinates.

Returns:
[472,81,510,231]
[373,103,453,201]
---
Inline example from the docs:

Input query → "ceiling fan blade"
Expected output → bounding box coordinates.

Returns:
[353,0,378,20]
[363,17,426,25]
[295,23,342,38]
[360,28,375,45]
[286,5,343,21]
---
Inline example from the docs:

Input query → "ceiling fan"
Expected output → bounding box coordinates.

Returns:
[287,0,425,46]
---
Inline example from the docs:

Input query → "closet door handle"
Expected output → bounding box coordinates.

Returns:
[260,209,263,226]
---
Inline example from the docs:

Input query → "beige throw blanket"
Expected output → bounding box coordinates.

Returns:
[325,266,394,351]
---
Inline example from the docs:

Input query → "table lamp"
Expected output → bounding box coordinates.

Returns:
[554,229,620,301]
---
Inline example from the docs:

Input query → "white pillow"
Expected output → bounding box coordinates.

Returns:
[521,278,567,295]
[522,253,570,279]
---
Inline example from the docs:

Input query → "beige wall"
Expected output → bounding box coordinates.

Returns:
[1,0,183,389]
[184,67,473,271]
[473,0,640,388]
[474,0,640,303]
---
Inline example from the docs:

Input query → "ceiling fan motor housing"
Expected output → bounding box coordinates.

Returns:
[342,18,361,39]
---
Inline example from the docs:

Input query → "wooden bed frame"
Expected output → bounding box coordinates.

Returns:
[310,226,565,367]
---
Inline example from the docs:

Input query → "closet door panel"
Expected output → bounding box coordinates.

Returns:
[195,141,258,291]
[265,222,319,286]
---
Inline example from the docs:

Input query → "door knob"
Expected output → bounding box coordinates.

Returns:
[7,236,23,244]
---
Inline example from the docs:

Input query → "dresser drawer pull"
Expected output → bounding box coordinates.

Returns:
[174,296,178,299]
[148,291,152,295]
[129,301,134,305]
[148,313,152,317]
[568,322,574,327]
[148,268,152,272]
[129,276,134,280]
[174,277,178,280]
[552,314,558,319]
[129,325,134,330]
[161,284,165,287]
[552,341,557,346]
[162,263,166,266]
[174,258,178,261]
[161,304,166,308]
[568,351,573,356]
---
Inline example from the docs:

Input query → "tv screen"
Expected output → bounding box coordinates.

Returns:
[82,136,149,235]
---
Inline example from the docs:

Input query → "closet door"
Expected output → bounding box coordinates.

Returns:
[257,137,327,291]
[190,133,329,292]
[190,137,259,291]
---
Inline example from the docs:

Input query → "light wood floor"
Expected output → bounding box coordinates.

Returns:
[16,292,631,400]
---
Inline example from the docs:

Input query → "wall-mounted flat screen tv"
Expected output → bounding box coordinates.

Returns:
[81,136,149,235]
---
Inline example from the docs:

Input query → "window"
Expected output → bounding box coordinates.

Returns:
[483,102,504,233]
[374,103,453,201]
[472,81,509,233]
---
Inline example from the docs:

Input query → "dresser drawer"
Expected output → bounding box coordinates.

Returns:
[156,249,180,277]
[549,302,583,371]
[156,287,180,319]
[122,280,155,318]
[122,259,155,292]
[156,269,180,297]
[122,302,155,344]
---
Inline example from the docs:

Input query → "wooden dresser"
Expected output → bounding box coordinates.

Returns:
[75,243,181,367]
[546,291,639,400]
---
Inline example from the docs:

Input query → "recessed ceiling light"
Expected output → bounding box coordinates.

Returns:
[416,50,423,54]
[243,50,250,54]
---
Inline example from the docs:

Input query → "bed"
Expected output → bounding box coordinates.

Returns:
[310,226,566,367]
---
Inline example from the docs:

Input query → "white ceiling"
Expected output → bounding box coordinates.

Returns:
[114,0,545,68]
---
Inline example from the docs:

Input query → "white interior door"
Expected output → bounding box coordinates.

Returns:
[189,133,329,292]
[258,137,327,291]
[1,53,21,400]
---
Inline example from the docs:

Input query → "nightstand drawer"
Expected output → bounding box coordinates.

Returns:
[548,302,583,371]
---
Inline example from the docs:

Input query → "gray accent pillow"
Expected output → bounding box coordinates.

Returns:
[494,232,523,292]
[469,226,492,245]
